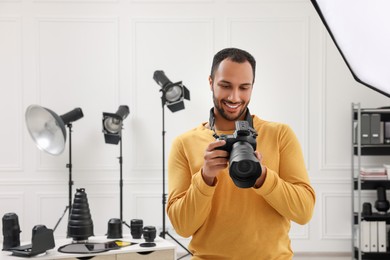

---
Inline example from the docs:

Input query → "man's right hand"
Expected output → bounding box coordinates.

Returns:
[201,140,229,186]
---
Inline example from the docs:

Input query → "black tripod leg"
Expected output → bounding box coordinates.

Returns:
[53,206,69,232]
[165,231,192,256]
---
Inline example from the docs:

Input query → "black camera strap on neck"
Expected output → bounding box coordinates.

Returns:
[208,107,255,139]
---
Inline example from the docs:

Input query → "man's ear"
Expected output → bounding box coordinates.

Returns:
[209,76,213,91]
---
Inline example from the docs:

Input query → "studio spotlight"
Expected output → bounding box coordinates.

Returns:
[102,105,129,145]
[152,71,192,257]
[25,105,84,232]
[102,105,129,232]
[153,70,190,112]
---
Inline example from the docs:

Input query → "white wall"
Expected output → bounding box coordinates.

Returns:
[1,0,389,254]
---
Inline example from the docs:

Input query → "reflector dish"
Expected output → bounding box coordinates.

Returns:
[25,105,66,155]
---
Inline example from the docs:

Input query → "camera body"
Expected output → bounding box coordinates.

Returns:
[217,121,258,152]
[216,121,262,188]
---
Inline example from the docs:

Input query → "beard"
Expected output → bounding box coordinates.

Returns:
[212,91,248,122]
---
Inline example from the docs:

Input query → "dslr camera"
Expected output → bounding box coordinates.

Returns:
[216,121,262,188]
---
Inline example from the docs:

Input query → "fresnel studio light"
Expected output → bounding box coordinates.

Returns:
[102,105,130,238]
[25,105,84,230]
[102,105,129,145]
[153,70,190,112]
[153,70,191,256]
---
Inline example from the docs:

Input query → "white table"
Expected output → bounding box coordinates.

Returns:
[1,236,176,260]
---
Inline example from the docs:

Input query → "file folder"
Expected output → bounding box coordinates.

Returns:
[361,221,371,252]
[370,114,381,144]
[370,221,378,252]
[377,221,387,252]
[361,114,371,144]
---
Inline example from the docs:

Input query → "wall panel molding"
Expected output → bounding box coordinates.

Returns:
[0,16,23,172]
[290,222,310,240]
[321,192,351,240]
[319,28,352,172]
[0,192,25,223]
[132,192,162,228]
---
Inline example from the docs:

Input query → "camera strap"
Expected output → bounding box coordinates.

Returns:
[208,107,255,138]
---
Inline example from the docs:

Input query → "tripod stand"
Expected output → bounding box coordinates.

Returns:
[160,105,192,258]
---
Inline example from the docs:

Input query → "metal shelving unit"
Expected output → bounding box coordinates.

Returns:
[352,103,390,260]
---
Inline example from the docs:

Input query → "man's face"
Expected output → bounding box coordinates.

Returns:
[210,59,254,122]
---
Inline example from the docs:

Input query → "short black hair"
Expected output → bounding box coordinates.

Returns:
[210,48,256,83]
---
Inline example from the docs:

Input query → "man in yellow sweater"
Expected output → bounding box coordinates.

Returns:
[167,48,315,259]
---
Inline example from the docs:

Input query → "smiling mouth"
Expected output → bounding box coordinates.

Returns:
[223,101,241,110]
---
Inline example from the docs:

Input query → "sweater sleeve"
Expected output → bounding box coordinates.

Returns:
[166,136,216,237]
[254,125,315,225]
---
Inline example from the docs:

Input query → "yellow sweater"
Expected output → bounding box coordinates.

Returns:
[167,115,315,260]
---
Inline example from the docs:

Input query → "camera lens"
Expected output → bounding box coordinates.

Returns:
[229,142,261,188]
[143,226,156,243]
[130,219,143,239]
[2,212,21,250]
[237,160,254,174]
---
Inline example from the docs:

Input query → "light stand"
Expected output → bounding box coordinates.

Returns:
[153,70,192,258]
[102,105,130,228]
[53,122,74,231]
[67,122,73,216]
[25,105,84,233]
[119,132,123,223]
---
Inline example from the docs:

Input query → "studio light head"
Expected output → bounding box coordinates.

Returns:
[25,105,84,155]
[153,70,190,112]
[102,105,129,145]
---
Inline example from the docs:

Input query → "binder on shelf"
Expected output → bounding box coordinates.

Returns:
[377,221,387,252]
[370,221,378,252]
[361,113,371,145]
[361,221,371,252]
[370,114,382,144]
[380,121,384,144]
[385,122,390,144]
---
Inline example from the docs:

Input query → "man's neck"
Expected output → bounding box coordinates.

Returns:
[213,108,246,131]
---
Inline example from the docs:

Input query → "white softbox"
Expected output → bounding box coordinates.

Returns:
[311,0,390,97]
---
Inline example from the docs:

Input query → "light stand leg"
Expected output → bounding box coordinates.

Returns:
[160,106,192,257]
[53,206,69,232]
[119,132,123,224]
